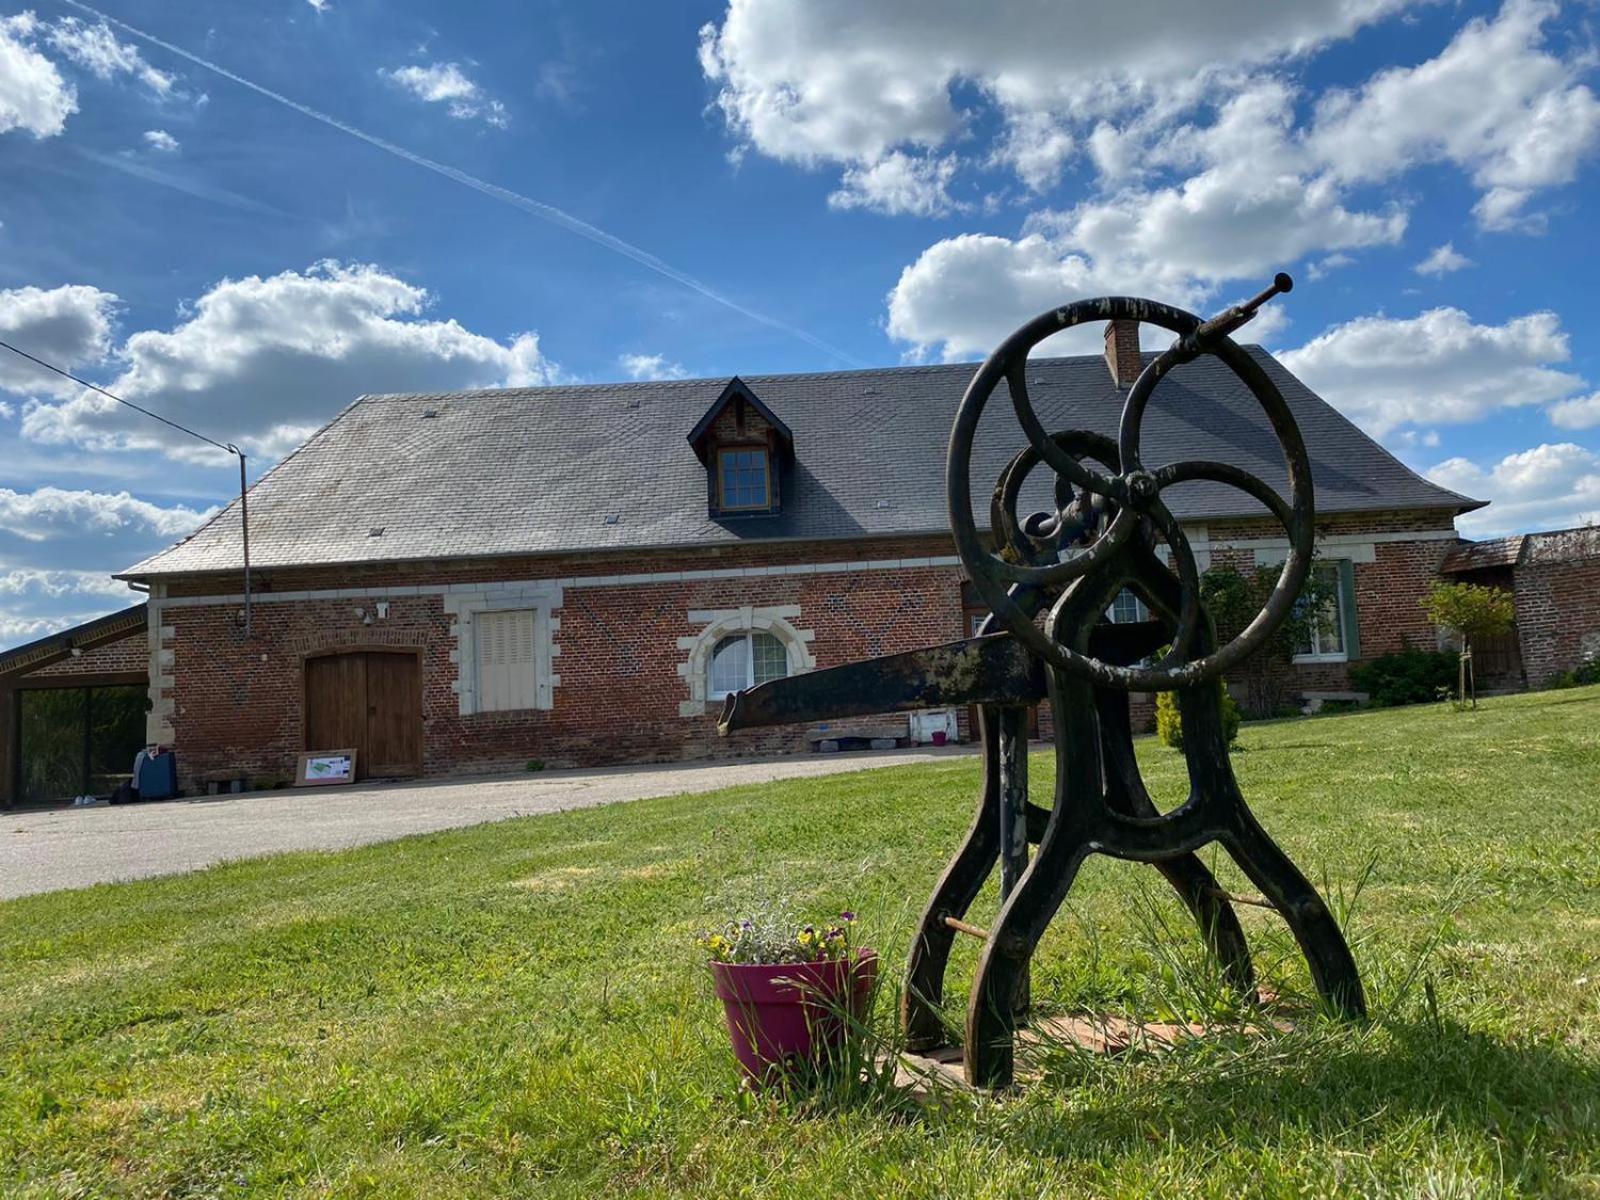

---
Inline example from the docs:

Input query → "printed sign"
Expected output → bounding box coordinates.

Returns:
[295,749,357,787]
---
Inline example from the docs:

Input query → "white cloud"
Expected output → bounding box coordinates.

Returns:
[0,485,211,542]
[0,613,70,645]
[1414,243,1472,276]
[884,80,1405,360]
[1308,253,1355,281]
[0,12,76,137]
[828,152,960,217]
[698,0,1414,175]
[1278,307,1582,436]
[18,262,558,458]
[381,62,508,128]
[0,284,119,397]
[0,566,132,600]
[1548,392,1600,431]
[141,128,179,154]
[47,16,174,95]
[306,0,330,11]
[619,353,689,381]
[1427,443,1600,536]
[1308,0,1600,231]
[885,232,1207,362]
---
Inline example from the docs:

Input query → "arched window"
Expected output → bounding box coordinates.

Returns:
[709,630,789,698]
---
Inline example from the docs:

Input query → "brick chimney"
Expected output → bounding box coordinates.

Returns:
[1103,319,1142,388]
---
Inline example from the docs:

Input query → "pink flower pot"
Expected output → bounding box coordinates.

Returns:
[709,950,878,1085]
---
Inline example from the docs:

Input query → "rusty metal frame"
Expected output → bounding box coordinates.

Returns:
[720,275,1365,1089]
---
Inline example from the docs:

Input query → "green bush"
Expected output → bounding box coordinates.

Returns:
[1350,647,1458,707]
[1155,682,1240,750]
[1551,658,1600,689]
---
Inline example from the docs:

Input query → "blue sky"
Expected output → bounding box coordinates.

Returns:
[2,0,1599,648]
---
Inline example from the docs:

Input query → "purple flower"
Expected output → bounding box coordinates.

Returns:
[840,911,856,922]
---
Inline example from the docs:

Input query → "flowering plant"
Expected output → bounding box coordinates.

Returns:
[698,908,857,965]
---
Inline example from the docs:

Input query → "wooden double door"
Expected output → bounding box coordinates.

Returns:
[304,651,422,779]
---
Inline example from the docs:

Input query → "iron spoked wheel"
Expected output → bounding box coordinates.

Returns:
[946,290,1315,692]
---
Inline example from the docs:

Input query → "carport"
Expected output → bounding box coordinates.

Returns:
[0,605,149,811]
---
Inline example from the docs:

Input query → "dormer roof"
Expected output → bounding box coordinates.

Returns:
[686,376,793,464]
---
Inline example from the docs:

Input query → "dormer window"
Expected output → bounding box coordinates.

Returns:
[687,376,793,519]
[717,447,771,510]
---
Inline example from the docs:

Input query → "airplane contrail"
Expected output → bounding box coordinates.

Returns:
[57,0,867,369]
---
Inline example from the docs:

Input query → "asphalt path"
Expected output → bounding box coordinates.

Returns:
[1,746,968,900]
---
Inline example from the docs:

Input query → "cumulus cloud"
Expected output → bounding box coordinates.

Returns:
[17,262,558,458]
[885,232,1207,362]
[141,128,179,153]
[1427,443,1600,536]
[1414,243,1472,276]
[0,283,119,397]
[381,62,508,127]
[46,15,174,95]
[1308,0,1600,231]
[0,566,133,600]
[619,353,689,381]
[884,80,1406,359]
[699,0,1413,173]
[1548,392,1600,431]
[1278,307,1582,436]
[828,152,961,218]
[0,12,76,137]
[0,485,211,542]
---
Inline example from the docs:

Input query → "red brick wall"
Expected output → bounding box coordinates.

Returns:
[160,558,965,789]
[153,510,1462,784]
[1514,558,1600,688]
[23,630,147,679]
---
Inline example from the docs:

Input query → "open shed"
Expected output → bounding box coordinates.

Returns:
[0,605,149,810]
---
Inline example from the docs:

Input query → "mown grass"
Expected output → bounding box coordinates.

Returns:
[2,687,1598,1198]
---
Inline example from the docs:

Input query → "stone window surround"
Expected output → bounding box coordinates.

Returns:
[677,605,816,718]
[444,582,562,716]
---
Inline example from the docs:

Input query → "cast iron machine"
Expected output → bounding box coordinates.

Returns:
[719,275,1366,1089]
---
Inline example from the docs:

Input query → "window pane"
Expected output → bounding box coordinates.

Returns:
[1296,563,1345,657]
[719,449,770,509]
[751,632,788,685]
[1108,589,1145,624]
[710,634,750,696]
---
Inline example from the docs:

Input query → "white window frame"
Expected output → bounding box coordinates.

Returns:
[1293,561,1349,664]
[445,581,562,716]
[1107,589,1148,624]
[677,605,815,717]
[707,629,789,700]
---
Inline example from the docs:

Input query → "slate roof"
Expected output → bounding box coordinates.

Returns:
[121,348,1482,579]
[1440,535,1525,573]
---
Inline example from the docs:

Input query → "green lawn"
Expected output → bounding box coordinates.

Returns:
[3,688,1599,1198]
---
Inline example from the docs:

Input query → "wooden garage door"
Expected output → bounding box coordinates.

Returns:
[304,652,421,779]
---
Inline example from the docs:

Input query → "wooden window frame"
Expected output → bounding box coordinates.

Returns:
[715,444,773,513]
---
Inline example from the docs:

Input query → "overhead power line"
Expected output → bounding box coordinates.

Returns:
[0,338,256,637]
[0,337,235,455]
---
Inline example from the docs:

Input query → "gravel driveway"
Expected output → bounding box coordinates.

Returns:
[1,746,967,900]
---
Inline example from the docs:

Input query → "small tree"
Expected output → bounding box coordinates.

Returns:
[1200,560,1332,717]
[1419,581,1516,709]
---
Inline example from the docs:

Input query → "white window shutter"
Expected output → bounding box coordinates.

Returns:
[477,609,539,712]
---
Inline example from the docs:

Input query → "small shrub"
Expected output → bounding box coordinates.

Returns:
[1350,647,1459,707]
[525,759,545,772]
[1155,682,1240,749]
[1551,659,1600,689]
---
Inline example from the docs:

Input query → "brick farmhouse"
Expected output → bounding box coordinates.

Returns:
[3,321,1504,802]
